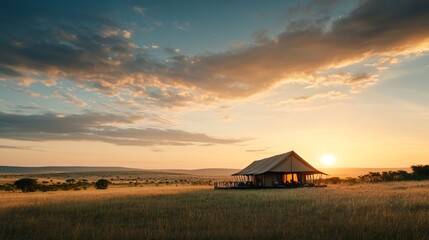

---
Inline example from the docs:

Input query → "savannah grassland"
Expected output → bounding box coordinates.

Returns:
[0,180,428,240]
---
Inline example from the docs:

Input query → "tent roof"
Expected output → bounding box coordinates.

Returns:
[233,151,326,175]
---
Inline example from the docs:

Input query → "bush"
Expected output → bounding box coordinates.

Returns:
[0,183,16,191]
[95,179,111,189]
[325,177,341,184]
[14,178,39,192]
[411,165,429,179]
[344,177,358,185]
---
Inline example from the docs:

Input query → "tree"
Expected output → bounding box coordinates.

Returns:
[14,178,38,192]
[95,179,111,189]
[411,165,429,179]
[359,172,383,182]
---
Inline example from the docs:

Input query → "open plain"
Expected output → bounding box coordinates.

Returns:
[1,181,428,240]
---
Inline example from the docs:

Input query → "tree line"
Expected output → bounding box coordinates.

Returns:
[324,164,429,184]
[0,178,111,192]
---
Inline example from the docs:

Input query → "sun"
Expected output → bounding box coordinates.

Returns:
[320,154,336,166]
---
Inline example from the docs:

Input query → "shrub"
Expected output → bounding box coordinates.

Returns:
[14,178,39,192]
[344,177,358,185]
[325,177,341,184]
[65,179,75,184]
[95,179,111,189]
[359,172,382,182]
[411,165,429,179]
[0,183,16,191]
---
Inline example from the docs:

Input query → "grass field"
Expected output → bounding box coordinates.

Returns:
[1,182,428,240]
[0,170,232,186]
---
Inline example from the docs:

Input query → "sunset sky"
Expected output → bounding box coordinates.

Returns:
[1,0,429,169]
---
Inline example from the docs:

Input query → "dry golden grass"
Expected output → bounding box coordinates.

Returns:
[0,185,211,210]
[0,170,223,188]
[0,181,428,240]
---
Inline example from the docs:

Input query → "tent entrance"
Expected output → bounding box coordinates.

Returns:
[282,173,298,184]
[255,174,263,187]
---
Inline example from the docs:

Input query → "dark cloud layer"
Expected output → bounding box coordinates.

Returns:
[173,0,429,96]
[0,145,34,151]
[0,0,428,102]
[0,112,248,146]
[0,1,157,86]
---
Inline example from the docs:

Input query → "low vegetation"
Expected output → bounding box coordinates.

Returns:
[0,170,218,193]
[0,178,92,192]
[0,182,428,240]
[0,171,217,193]
[95,179,111,189]
[13,178,38,192]
[324,164,429,184]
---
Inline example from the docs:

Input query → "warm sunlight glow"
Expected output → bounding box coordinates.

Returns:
[320,154,336,166]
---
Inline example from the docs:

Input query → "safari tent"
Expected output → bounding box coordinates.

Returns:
[215,151,326,189]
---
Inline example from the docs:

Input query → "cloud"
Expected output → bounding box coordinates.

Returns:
[0,144,39,151]
[200,2,427,93]
[102,26,132,39]
[151,148,164,152]
[252,29,270,44]
[172,21,190,31]
[305,72,379,92]
[164,0,429,98]
[245,147,270,153]
[138,86,193,108]
[0,111,250,146]
[14,104,40,110]
[122,30,132,39]
[165,47,181,55]
[0,5,145,91]
[0,65,26,78]
[52,92,87,106]
[282,91,347,104]
[285,0,339,19]
[133,6,146,16]
[365,57,400,70]
[0,84,40,97]
[0,0,428,106]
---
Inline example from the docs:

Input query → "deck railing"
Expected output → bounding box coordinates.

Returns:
[214,181,254,189]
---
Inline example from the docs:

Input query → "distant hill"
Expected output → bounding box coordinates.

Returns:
[0,166,142,174]
[154,168,240,176]
[0,166,239,176]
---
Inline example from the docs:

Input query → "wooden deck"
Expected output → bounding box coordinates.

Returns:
[214,181,327,189]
